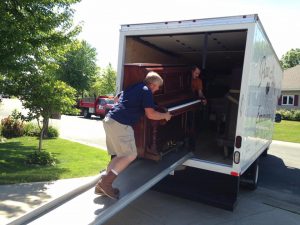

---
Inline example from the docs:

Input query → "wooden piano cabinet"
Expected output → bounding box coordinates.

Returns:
[133,112,190,161]
[124,63,198,161]
[123,63,190,95]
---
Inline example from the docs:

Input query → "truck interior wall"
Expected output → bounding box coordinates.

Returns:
[124,30,247,166]
[125,37,189,64]
[194,66,242,166]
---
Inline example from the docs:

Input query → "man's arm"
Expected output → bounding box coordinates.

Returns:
[198,89,205,99]
[145,108,172,121]
[198,89,207,105]
[114,92,122,103]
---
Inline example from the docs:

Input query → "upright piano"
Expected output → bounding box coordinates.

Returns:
[123,63,201,161]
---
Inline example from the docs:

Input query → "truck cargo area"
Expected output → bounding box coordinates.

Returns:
[124,30,246,166]
[12,151,192,225]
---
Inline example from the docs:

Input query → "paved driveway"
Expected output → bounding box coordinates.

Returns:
[51,115,107,150]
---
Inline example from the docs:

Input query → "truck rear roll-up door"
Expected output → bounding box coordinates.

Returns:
[14,150,192,225]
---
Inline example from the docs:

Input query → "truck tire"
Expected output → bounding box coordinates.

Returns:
[83,109,91,118]
[99,108,110,120]
[240,159,259,190]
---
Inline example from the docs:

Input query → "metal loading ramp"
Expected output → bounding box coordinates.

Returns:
[10,150,192,225]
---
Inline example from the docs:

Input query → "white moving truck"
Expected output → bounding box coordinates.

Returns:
[11,14,282,225]
[116,13,282,209]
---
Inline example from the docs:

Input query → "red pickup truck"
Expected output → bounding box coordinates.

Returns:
[78,96,115,119]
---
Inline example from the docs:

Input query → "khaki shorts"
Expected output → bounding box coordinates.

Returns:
[103,117,137,157]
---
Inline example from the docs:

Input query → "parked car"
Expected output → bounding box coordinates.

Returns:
[0,93,10,98]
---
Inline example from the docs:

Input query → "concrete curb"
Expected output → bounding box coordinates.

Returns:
[7,174,103,225]
[272,140,300,148]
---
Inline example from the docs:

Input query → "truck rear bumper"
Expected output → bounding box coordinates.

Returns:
[153,167,240,210]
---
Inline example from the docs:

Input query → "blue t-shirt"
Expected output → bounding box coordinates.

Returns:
[108,83,155,126]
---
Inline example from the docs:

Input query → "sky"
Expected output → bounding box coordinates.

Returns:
[73,0,300,69]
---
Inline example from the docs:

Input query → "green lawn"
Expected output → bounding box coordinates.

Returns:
[0,137,109,184]
[273,120,300,143]
[0,121,298,184]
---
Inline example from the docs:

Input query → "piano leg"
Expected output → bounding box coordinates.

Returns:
[145,123,162,161]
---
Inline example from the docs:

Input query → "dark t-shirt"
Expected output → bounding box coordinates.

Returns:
[108,83,155,126]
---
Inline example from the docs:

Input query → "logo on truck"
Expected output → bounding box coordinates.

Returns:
[254,55,277,140]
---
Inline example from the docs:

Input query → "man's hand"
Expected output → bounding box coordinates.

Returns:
[145,108,172,121]
[164,112,172,121]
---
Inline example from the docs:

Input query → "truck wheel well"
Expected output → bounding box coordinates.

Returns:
[240,159,259,190]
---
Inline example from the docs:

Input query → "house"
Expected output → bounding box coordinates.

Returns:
[278,64,300,109]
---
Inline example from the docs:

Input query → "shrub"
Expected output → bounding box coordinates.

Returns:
[24,123,40,137]
[1,116,24,138]
[0,124,5,143]
[294,110,300,121]
[23,123,59,138]
[64,109,80,116]
[25,151,57,166]
[276,109,300,121]
[47,126,59,138]
[284,110,291,120]
[0,137,7,143]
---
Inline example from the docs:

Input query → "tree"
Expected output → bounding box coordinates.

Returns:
[87,64,117,97]
[88,74,102,97]
[57,40,99,96]
[0,0,80,153]
[100,64,117,95]
[280,48,300,69]
[22,74,77,152]
[0,0,81,76]
[0,0,81,101]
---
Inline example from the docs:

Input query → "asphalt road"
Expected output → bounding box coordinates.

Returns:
[54,115,107,150]
[259,141,300,197]
[0,98,28,119]
[0,98,107,149]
